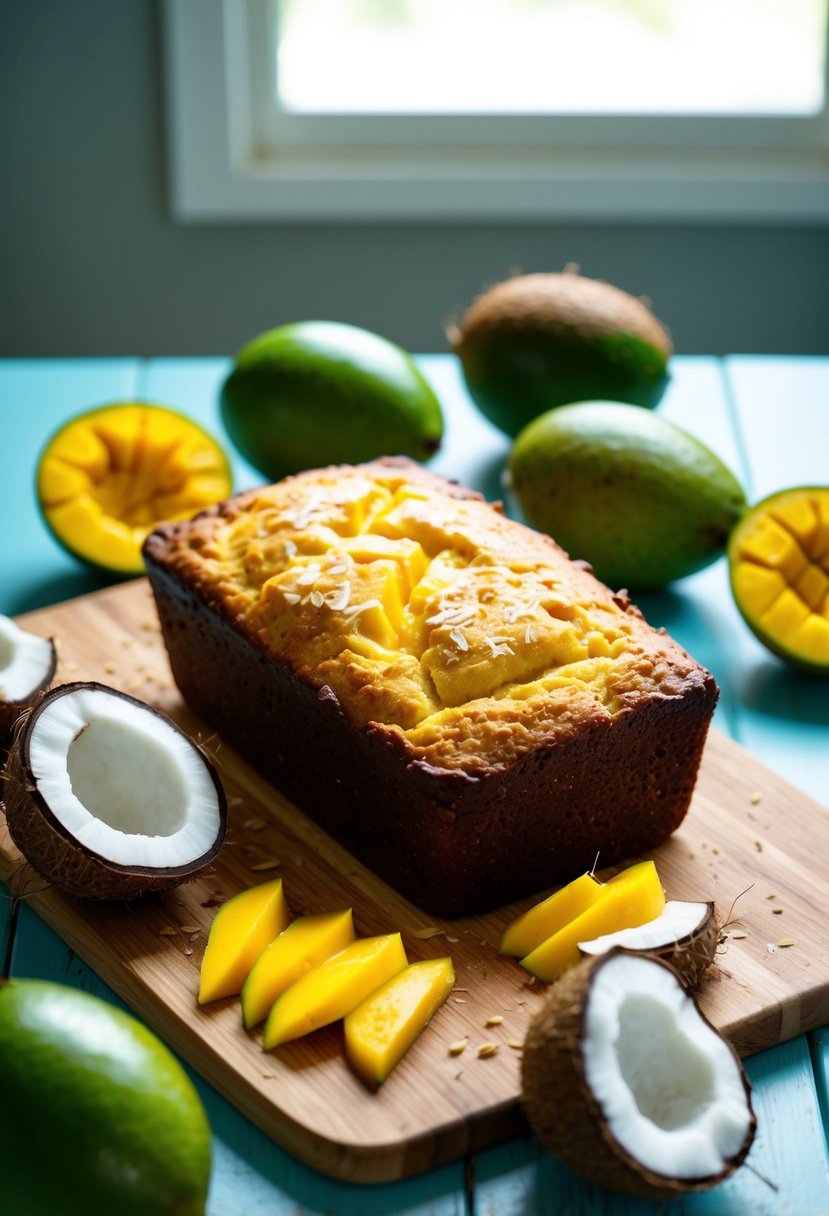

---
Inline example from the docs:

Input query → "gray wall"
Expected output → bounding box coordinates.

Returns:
[3,0,829,359]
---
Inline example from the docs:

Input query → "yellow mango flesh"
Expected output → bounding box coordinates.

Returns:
[240,909,355,1029]
[500,872,605,958]
[198,878,290,1005]
[38,402,232,574]
[520,860,665,982]
[262,933,408,1049]
[729,487,829,671]
[344,958,455,1085]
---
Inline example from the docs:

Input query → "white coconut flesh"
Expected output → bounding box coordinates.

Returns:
[0,615,54,703]
[579,901,712,955]
[27,686,221,869]
[582,953,752,1181]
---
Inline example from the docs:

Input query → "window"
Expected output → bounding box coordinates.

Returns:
[163,0,829,220]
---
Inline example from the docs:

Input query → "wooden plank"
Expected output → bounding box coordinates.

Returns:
[3,579,829,1184]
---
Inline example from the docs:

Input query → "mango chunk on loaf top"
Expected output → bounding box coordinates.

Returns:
[162,460,705,774]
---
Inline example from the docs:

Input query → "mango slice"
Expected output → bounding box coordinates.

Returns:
[520,860,665,982]
[729,486,829,674]
[344,958,455,1085]
[37,402,232,575]
[198,878,290,1005]
[240,909,355,1029]
[262,933,408,1049]
[500,872,605,958]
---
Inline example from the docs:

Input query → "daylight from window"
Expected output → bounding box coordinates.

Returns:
[276,0,827,115]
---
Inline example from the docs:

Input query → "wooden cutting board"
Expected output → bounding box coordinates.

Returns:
[3,580,829,1183]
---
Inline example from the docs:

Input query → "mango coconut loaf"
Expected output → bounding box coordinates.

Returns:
[143,458,718,917]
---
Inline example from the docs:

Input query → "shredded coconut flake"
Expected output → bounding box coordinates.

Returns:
[295,564,322,586]
[342,598,383,622]
[504,598,541,624]
[524,623,536,644]
[325,582,352,611]
[450,627,469,652]
[484,635,515,657]
[282,490,324,531]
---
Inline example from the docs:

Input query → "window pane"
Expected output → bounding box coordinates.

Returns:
[276,0,828,116]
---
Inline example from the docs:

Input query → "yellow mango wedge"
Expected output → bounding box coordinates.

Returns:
[345,958,455,1086]
[198,878,290,1005]
[500,872,605,958]
[521,860,665,982]
[241,909,356,1029]
[262,933,408,1050]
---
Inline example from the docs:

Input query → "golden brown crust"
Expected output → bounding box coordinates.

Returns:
[146,459,706,773]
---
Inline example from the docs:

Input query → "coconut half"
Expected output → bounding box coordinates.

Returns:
[522,949,755,1197]
[0,615,56,746]
[3,682,227,900]
[578,900,719,987]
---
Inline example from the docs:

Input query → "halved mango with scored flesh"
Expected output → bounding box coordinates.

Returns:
[520,860,665,982]
[344,957,455,1085]
[198,877,290,1005]
[38,402,232,575]
[729,486,829,674]
[240,909,355,1029]
[262,933,408,1049]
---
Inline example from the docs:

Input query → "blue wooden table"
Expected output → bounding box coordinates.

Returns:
[2,356,828,1214]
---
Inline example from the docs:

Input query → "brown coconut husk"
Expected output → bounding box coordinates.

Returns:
[521,949,756,1198]
[3,682,227,901]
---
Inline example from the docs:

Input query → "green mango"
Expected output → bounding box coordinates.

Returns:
[0,979,211,1216]
[509,401,746,590]
[452,272,672,436]
[221,321,443,480]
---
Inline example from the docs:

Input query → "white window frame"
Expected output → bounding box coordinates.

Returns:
[163,0,829,222]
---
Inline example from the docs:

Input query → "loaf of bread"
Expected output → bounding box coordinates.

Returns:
[144,458,717,917]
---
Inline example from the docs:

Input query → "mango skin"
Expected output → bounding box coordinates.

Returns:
[220,321,444,481]
[728,485,829,675]
[0,979,211,1216]
[453,273,672,436]
[345,958,455,1086]
[509,402,747,590]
